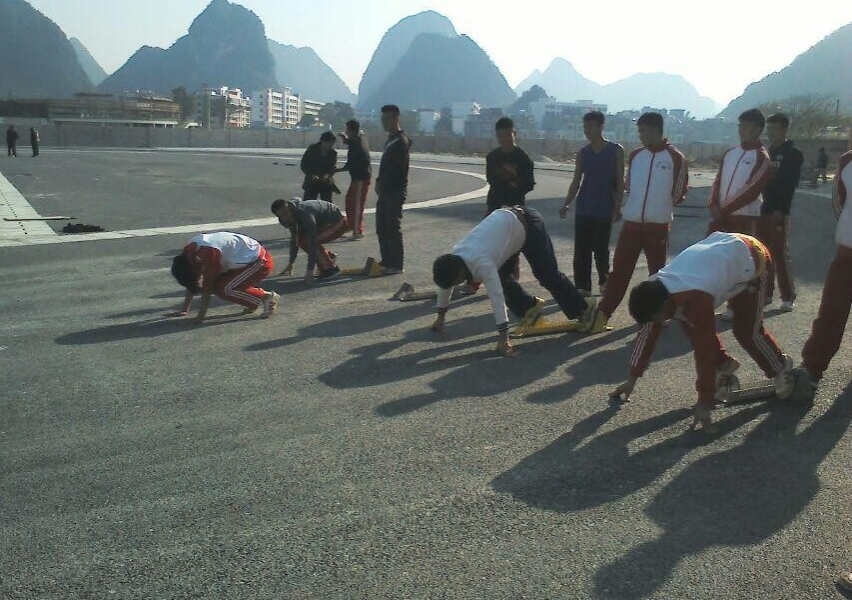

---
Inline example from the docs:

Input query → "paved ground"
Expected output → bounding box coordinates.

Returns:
[0,149,849,600]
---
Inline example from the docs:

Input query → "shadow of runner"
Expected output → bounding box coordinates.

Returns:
[55,313,257,345]
[593,385,852,600]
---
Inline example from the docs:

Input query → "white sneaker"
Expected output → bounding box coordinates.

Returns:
[780,300,795,312]
[714,358,741,401]
[773,354,795,400]
[260,291,280,319]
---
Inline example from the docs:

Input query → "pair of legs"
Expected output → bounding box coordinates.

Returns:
[756,215,796,302]
[802,245,852,380]
[32,144,39,157]
[214,251,275,309]
[304,188,334,202]
[345,179,370,235]
[599,221,669,317]
[501,207,588,320]
[574,215,612,292]
[376,189,406,270]
[298,217,349,271]
[6,144,16,157]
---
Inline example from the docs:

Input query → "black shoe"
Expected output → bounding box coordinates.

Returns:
[318,267,341,280]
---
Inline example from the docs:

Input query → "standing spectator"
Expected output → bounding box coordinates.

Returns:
[756,113,802,312]
[485,117,535,214]
[30,127,40,157]
[300,131,339,201]
[337,120,372,240]
[560,110,625,297]
[814,147,829,185]
[6,125,18,157]
[375,104,412,276]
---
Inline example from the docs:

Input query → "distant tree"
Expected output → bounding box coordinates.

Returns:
[298,114,318,129]
[435,107,454,136]
[317,101,355,131]
[759,94,850,139]
[510,85,550,114]
[171,87,196,122]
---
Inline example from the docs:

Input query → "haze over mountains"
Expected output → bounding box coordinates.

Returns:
[0,0,849,121]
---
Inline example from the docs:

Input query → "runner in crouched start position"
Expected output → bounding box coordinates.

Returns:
[430,206,595,357]
[272,198,349,284]
[611,232,796,432]
[167,231,279,322]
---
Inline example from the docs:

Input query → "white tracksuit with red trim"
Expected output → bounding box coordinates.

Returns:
[599,142,688,316]
[629,232,787,407]
[708,142,770,234]
[802,150,852,379]
[185,232,273,308]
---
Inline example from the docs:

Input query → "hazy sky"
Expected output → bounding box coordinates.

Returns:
[28,0,852,104]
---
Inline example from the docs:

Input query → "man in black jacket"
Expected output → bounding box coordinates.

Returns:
[757,113,803,312]
[6,125,18,157]
[337,120,372,240]
[300,132,339,201]
[486,117,535,214]
[375,105,412,275]
[272,198,349,284]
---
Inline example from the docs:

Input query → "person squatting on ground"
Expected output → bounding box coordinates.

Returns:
[301,131,340,202]
[336,120,372,240]
[560,110,625,297]
[795,150,852,395]
[486,117,535,214]
[611,232,796,432]
[167,232,279,322]
[375,104,412,275]
[272,198,349,284]
[583,112,688,334]
[430,206,595,357]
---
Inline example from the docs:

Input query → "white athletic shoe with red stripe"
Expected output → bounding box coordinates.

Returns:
[261,292,280,319]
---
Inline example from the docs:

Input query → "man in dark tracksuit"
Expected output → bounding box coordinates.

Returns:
[756,113,803,311]
[375,104,412,275]
[337,120,372,239]
[272,198,349,284]
[6,125,18,157]
[486,117,535,214]
[301,132,339,201]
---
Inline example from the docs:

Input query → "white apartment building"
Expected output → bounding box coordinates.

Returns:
[195,86,251,129]
[251,89,285,129]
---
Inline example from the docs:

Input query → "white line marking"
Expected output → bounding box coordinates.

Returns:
[0,169,56,243]
[0,151,487,248]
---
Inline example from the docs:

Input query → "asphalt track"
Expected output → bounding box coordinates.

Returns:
[0,149,849,600]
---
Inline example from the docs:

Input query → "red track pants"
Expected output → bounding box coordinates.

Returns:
[345,179,370,235]
[214,248,273,308]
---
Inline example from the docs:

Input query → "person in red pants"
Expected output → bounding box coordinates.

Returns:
[582,112,688,334]
[611,232,795,432]
[272,198,349,284]
[756,113,803,312]
[337,120,371,240]
[166,232,279,323]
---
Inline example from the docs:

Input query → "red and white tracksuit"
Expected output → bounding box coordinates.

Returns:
[599,141,688,316]
[185,232,273,309]
[630,232,787,407]
[708,142,770,235]
[345,179,370,235]
[802,150,852,379]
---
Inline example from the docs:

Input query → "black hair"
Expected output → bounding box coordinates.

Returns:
[628,280,670,324]
[766,113,790,128]
[320,131,336,142]
[381,104,401,116]
[738,108,766,131]
[583,111,605,126]
[432,254,466,289]
[495,117,514,132]
[345,119,360,132]
[637,112,664,133]
[171,254,201,295]
[270,199,287,214]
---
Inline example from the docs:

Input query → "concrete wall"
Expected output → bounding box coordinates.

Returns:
[26,124,851,165]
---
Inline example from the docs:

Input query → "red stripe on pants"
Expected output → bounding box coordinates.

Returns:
[727,266,787,378]
[756,215,796,302]
[345,179,370,235]
[214,249,273,308]
[298,217,349,270]
[599,221,669,316]
[802,245,852,380]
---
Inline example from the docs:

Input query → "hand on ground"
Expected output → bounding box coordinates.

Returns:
[610,378,637,402]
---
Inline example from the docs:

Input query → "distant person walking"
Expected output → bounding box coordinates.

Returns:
[756,113,803,312]
[560,110,625,297]
[6,125,18,157]
[301,131,339,201]
[30,127,40,157]
[337,119,372,240]
[814,147,829,185]
[375,104,412,275]
[486,117,535,214]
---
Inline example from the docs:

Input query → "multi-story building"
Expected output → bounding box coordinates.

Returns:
[0,93,181,127]
[529,98,608,139]
[301,97,325,123]
[251,88,285,129]
[452,102,481,135]
[195,87,251,129]
[418,109,440,134]
[283,87,302,129]
[464,107,504,138]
